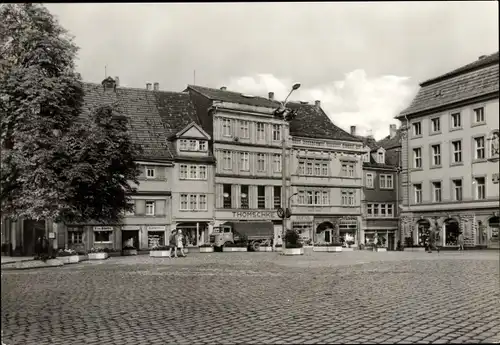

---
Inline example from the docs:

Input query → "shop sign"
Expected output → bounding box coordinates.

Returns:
[231,211,275,219]
[122,225,140,231]
[48,232,56,239]
[147,225,166,231]
[291,215,314,222]
[93,226,113,231]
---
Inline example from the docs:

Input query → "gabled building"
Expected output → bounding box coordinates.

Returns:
[352,125,402,250]
[397,52,499,249]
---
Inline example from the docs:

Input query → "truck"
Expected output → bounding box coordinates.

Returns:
[209,222,275,251]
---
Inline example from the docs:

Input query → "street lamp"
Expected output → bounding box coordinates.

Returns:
[277,83,301,251]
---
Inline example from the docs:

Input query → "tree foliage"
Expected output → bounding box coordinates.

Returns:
[0,4,142,224]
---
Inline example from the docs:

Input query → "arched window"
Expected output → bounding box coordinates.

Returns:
[488,130,499,159]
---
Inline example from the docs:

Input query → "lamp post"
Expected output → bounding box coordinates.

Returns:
[278,83,301,250]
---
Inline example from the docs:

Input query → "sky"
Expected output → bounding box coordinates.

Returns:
[46,2,498,140]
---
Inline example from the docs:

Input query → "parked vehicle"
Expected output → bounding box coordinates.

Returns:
[209,222,274,251]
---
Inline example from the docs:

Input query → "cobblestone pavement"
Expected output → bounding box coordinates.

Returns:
[2,250,500,345]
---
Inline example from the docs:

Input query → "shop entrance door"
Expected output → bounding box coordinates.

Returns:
[23,220,46,256]
[122,230,139,250]
[388,232,395,251]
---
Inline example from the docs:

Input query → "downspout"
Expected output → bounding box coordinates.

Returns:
[208,105,219,233]
[404,115,411,245]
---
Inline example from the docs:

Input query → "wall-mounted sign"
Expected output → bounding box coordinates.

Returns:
[291,215,314,222]
[48,232,56,239]
[122,225,140,231]
[231,211,275,219]
[93,226,113,231]
[493,173,499,184]
[147,225,166,231]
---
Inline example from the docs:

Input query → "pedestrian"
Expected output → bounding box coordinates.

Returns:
[35,236,42,258]
[41,235,49,255]
[169,230,177,257]
[428,227,440,253]
[458,232,464,251]
[176,229,186,257]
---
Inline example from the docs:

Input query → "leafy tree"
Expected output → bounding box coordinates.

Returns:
[0,3,142,224]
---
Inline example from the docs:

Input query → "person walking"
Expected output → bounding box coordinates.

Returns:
[35,236,42,258]
[428,227,440,254]
[169,230,177,257]
[176,230,186,257]
[458,232,465,251]
[41,235,49,255]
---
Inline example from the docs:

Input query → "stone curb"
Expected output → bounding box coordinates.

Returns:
[0,258,35,266]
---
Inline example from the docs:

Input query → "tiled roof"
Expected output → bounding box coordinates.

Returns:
[286,102,362,142]
[398,52,499,118]
[83,83,200,161]
[356,135,379,150]
[187,85,361,142]
[377,129,402,151]
[186,85,277,108]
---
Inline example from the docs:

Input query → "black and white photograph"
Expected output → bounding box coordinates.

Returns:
[1,2,499,344]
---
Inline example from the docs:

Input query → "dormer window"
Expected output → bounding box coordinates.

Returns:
[377,150,385,164]
[146,167,156,178]
[179,139,208,152]
[363,153,370,162]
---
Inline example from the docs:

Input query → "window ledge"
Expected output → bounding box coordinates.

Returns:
[410,168,423,172]
[430,165,442,170]
[179,209,208,212]
[411,135,423,140]
[450,127,463,132]
[450,163,464,167]
[471,122,486,128]
[472,158,487,164]
[379,187,394,190]
[429,131,442,136]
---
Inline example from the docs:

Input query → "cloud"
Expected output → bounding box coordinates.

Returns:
[226,71,418,140]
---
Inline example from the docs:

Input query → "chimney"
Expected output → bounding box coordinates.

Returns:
[350,125,357,136]
[114,76,120,87]
[367,129,374,138]
[101,76,116,92]
[153,82,159,91]
[478,55,487,60]
[220,86,227,91]
[390,124,397,139]
[315,100,321,108]
[146,83,152,91]
[268,92,274,100]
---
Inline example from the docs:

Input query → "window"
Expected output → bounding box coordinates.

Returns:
[199,166,207,179]
[297,189,328,205]
[363,153,370,163]
[373,203,379,216]
[179,139,188,150]
[146,167,156,178]
[380,174,393,189]
[223,184,232,209]
[341,162,355,177]
[272,124,281,141]
[256,122,265,140]
[414,184,422,204]
[146,201,155,215]
[432,181,442,202]
[452,140,462,163]
[314,163,321,176]
[223,151,232,170]
[257,186,266,209]
[475,136,485,159]
[413,148,422,168]
[366,173,374,188]
[298,161,305,175]
[412,122,422,136]
[189,165,197,179]
[473,107,484,123]
[222,118,232,136]
[189,195,197,210]
[188,140,197,151]
[125,201,135,216]
[321,163,328,176]
[241,185,249,209]
[199,141,207,151]
[240,121,249,138]
[366,204,393,217]
[377,152,384,164]
[452,179,462,201]
[257,153,266,171]
[180,194,188,210]
[451,113,461,129]
[431,118,441,133]
[240,152,250,171]
[273,186,281,209]
[306,162,313,175]
[94,231,112,243]
[68,229,83,245]
[475,177,485,200]
[431,144,441,166]
[180,165,187,179]
[273,154,282,173]
[387,204,393,217]
[341,190,355,206]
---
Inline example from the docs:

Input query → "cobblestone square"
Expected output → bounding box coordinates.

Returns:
[2,250,500,344]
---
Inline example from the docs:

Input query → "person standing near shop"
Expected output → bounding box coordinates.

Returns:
[176,230,186,257]
[458,232,465,251]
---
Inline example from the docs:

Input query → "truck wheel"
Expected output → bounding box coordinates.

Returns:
[252,242,260,252]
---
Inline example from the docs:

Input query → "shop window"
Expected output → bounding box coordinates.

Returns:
[94,231,112,243]
[68,229,83,245]
[148,232,165,248]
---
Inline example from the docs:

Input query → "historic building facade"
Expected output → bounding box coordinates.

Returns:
[397,52,500,249]
[353,125,401,250]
